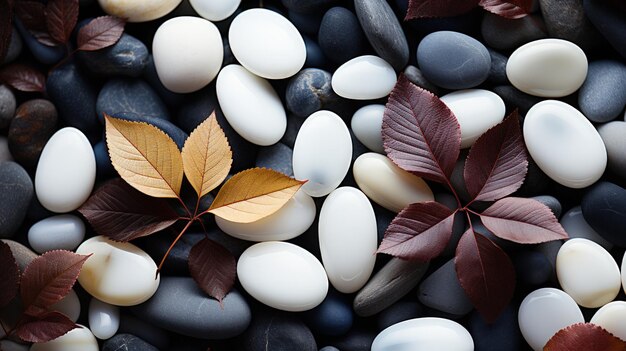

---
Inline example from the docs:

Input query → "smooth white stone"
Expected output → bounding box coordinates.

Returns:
[591,301,626,341]
[518,288,584,351]
[35,128,96,213]
[440,89,506,148]
[216,190,316,242]
[293,110,352,197]
[523,100,606,188]
[331,55,397,100]
[371,317,474,351]
[506,39,588,97]
[98,0,181,22]
[353,153,433,212]
[153,16,223,93]
[237,241,328,312]
[319,187,377,293]
[561,206,613,250]
[49,289,80,323]
[229,9,305,79]
[216,64,286,146]
[76,236,160,306]
[28,215,85,254]
[88,298,120,340]
[189,0,240,21]
[622,251,626,294]
[30,325,98,351]
[351,104,385,153]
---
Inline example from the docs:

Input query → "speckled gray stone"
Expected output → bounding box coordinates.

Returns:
[78,33,149,77]
[286,68,342,118]
[540,0,605,51]
[0,85,16,129]
[0,162,33,238]
[578,60,626,123]
[481,13,547,51]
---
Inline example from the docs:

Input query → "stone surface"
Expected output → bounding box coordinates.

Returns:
[256,143,293,176]
[30,326,98,351]
[598,121,626,179]
[28,214,85,253]
[531,195,562,219]
[331,55,397,100]
[242,311,317,351]
[3,28,22,64]
[96,78,169,123]
[0,137,12,162]
[493,85,542,116]
[584,0,626,58]
[540,0,605,51]
[0,162,33,238]
[469,306,521,351]
[418,259,474,318]
[305,291,353,336]
[578,60,626,122]
[403,65,440,95]
[561,206,612,250]
[591,301,626,341]
[190,0,240,21]
[2,239,36,270]
[377,301,424,331]
[8,99,57,169]
[351,105,385,153]
[318,7,366,64]
[50,289,80,323]
[371,318,474,351]
[513,251,552,286]
[78,33,149,77]
[102,334,159,351]
[0,85,16,129]
[89,298,120,340]
[488,49,509,85]
[286,68,342,118]
[98,0,182,22]
[481,13,547,51]
[582,182,626,247]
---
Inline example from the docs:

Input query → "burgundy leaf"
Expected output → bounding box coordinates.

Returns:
[77,16,126,51]
[455,229,515,323]
[14,311,78,343]
[478,0,533,19]
[406,0,480,19]
[383,75,461,184]
[45,0,78,44]
[14,1,57,46]
[0,240,19,308]
[0,0,14,63]
[188,238,236,303]
[544,323,626,351]
[479,197,568,244]
[78,178,179,242]
[464,111,528,202]
[20,250,90,316]
[0,64,46,92]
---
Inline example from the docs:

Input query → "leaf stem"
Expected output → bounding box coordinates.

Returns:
[444,177,463,209]
[156,219,194,277]
[464,210,475,233]
[176,197,193,219]
[48,48,77,74]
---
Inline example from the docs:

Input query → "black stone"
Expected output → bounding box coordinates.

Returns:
[493,85,542,117]
[540,0,605,51]
[242,311,317,351]
[0,85,16,129]
[531,195,562,219]
[93,140,115,179]
[578,60,626,123]
[468,305,521,351]
[481,13,547,51]
[598,121,626,180]
[318,7,366,64]
[118,314,170,350]
[286,68,343,118]
[8,99,58,169]
[377,301,424,331]
[305,290,353,337]
[584,0,626,58]
[488,49,509,85]
[78,33,149,77]
[14,19,65,65]
[102,334,159,351]
[303,36,328,68]
[281,0,336,13]
[328,329,376,351]
[97,78,170,123]
[289,9,323,36]
[256,143,293,176]
[418,259,473,317]
[513,250,552,286]
[581,181,626,247]
[2,27,22,64]
[0,162,33,238]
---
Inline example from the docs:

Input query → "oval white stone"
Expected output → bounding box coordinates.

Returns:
[50,289,80,322]
[623,251,626,293]
[518,288,584,351]
[353,153,433,212]
[506,39,588,97]
[591,301,626,341]
[216,64,286,146]
[371,317,474,351]
[98,0,181,22]
[561,206,613,250]
[293,110,352,197]
[76,236,160,306]
[440,89,506,148]
[35,127,96,213]
[319,187,377,293]
[30,325,98,351]
[237,241,328,311]
[153,16,223,93]
[88,298,120,340]
[351,104,385,153]
[189,0,240,21]
[28,215,85,254]
[229,9,305,79]
[523,100,606,188]
[332,55,397,100]
[216,190,316,242]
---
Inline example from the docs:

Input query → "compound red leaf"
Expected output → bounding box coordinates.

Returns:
[0,240,19,308]
[383,75,461,184]
[78,178,179,242]
[77,16,126,51]
[0,64,46,92]
[480,197,569,244]
[14,311,78,343]
[455,229,515,323]
[45,0,78,44]
[464,111,528,202]
[378,202,456,261]
[0,0,14,63]
[479,0,533,19]
[14,1,57,46]
[544,323,626,351]
[188,238,236,303]
[406,0,480,19]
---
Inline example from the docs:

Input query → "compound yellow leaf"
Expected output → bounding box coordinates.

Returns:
[105,114,183,198]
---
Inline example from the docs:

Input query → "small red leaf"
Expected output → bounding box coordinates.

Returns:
[0,240,19,308]
[14,311,78,343]
[188,238,236,303]
[479,0,533,19]
[464,111,528,202]
[14,1,57,46]
[45,0,78,44]
[77,16,126,51]
[479,197,569,244]
[0,64,46,92]
[383,75,461,184]
[378,202,456,261]
[20,250,90,316]
[0,0,14,63]
[544,323,626,351]
[455,229,515,323]
[406,0,480,19]
[78,178,179,242]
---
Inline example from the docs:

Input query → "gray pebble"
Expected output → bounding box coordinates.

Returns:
[488,49,509,85]
[403,65,440,95]
[256,143,293,176]
[102,334,158,351]
[0,85,16,129]
[578,60,626,123]
[418,259,473,317]
[78,33,149,77]
[481,13,547,51]
[540,0,605,51]
[0,162,33,238]
[118,314,170,350]
[530,195,562,219]
[1,239,37,271]
[97,78,170,122]
[0,137,12,163]
[286,68,342,118]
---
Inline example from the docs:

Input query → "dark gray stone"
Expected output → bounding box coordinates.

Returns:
[112,111,188,150]
[280,114,304,149]
[78,34,149,77]
[418,259,473,317]
[243,311,316,351]
[2,239,37,271]
[481,13,547,51]
[318,7,366,64]
[377,301,424,331]
[598,121,626,179]
[256,143,293,176]
[328,330,375,351]
[581,181,626,247]
[303,36,327,68]
[93,140,115,178]
[468,306,521,351]
[286,68,342,118]
[584,0,626,58]
[403,65,440,95]
[289,9,323,36]
[561,206,612,250]
[14,19,65,65]
[513,251,552,286]
[578,60,626,123]
[305,290,353,337]
[97,78,170,122]
[531,195,562,219]
[488,49,509,85]
[0,137,11,163]
[281,0,336,13]
[142,55,185,108]
[0,162,33,238]
[3,27,22,64]
[8,99,57,169]
[540,0,605,51]
[493,85,542,116]
[102,334,158,351]
[0,85,16,129]
[118,314,169,350]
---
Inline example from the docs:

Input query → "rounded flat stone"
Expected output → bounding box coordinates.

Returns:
[372,318,474,351]
[28,214,85,253]
[98,0,182,22]
[331,55,397,100]
[591,301,626,341]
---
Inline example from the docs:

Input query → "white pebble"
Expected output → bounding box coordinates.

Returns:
[351,104,385,153]
[189,0,240,21]
[28,215,85,254]
[49,289,80,322]
[30,325,98,351]
[332,55,397,100]
[98,0,181,22]
[591,301,626,341]
[88,298,120,340]
[371,317,474,351]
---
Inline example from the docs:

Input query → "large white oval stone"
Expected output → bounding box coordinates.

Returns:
[591,301,626,341]
[351,104,385,153]
[371,317,474,351]
[28,215,85,254]
[153,16,223,93]
[30,325,98,351]
[623,251,626,294]
[293,110,352,197]
[35,127,96,213]
[518,288,584,351]
[216,64,286,146]
[523,100,606,188]
[353,153,433,213]
[506,39,588,97]
[229,9,305,79]
[237,241,328,312]
[189,0,240,21]
[332,55,397,100]
[319,187,377,293]
[98,0,181,22]
[76,236,160,306]
[88,298,120,340]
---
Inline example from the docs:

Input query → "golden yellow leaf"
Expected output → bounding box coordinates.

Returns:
[208,168,306,223]
[182,113,232,198]
[105,114,183,198]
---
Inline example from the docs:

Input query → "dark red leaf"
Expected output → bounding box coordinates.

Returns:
[20,250,90,316]
[464,111,528,202]
[14,311,78,343]
[0,0,15,63]
[478,0,533,19]
[78,178,179,242]
[378,202,456,261]
[77,16,126,51]
[544,323,626,351]
[14,1,57,46]
[383,75,461,184]
[45,0,78,44]
[479,197,568,244]
[0,64,46,92]
[188,238,236,303]
[406,0,480,19]
[0,240,19,308]
[455,229,515,323]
